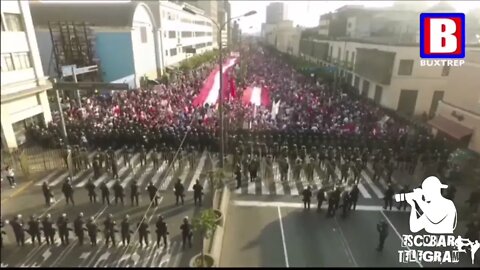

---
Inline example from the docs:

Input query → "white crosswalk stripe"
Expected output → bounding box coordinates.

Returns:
[361,170,384,198]
[188,151,207,191]
[159,165,177,191]
[151,162,169,186]
[137,163,155,186]
[178,162,191,185]
[34,170,62,186]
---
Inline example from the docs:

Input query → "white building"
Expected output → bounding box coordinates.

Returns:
[157,1,214,68]
[1,0,52,151]
[429,49,480,154]
[266,2,287,24]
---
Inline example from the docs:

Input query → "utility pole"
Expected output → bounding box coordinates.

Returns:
[71,66,81,108]
[218,30,225,168]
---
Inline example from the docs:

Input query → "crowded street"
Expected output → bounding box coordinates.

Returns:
[2,1,480,268]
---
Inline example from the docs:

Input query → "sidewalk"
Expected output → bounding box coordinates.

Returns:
[0,171,52,203]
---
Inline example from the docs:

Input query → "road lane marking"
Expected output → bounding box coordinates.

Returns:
[358,183,371,199]
[179,162,191,185]
[333,217,358,267]
[277,206,289,268]
[361,171,384,199]
[34,170,62,186]
[380,210,423,268]
[232,200,410,212]
[187,150,207,191]
[151,162,168,186]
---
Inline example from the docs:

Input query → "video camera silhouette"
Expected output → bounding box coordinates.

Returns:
[394,188,422,202]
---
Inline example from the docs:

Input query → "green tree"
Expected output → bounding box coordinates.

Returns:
[192,209,218,267]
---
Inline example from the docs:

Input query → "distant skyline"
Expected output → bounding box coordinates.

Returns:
[230,1,480,34]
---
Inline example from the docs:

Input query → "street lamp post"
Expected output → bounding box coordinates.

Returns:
[183,7,256,168]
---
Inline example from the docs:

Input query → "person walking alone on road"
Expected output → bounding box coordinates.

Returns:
[192,180,203,207]
[302,185,312,210]
[62,178,75,206]
[180,216,193,250]
[6,166,16,188]
[376,219,389,251]
[174,179,185,206]
[155,215,169,249]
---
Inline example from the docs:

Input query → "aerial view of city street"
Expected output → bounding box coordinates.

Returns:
[1,0,479,268]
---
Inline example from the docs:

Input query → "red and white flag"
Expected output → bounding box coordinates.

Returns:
[242,86,271,107]
[192,57,238,107]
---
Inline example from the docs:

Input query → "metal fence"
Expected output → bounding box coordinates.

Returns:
[1,147,65,178]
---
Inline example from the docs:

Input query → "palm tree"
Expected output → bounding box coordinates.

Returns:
[192,209,218,267]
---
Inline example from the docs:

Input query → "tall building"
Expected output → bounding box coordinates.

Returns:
[1,0,52,151]
[266,2,287,24]
[187,0,219,48]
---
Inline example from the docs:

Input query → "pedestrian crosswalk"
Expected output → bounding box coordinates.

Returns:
[35,150,217,195]
[34,151,402,200]
[233,160,403,200]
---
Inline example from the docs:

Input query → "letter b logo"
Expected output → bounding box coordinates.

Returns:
[420,13,465,59]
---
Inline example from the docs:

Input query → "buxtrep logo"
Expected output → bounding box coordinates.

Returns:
[419,13,466,67]
[395,176,479,264]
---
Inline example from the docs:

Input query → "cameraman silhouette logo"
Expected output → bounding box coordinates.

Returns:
[395,176,457,234]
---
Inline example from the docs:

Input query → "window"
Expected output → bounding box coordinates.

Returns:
[207,42,212,46]
[1,53,15,71]
[165,50,169,56]
[12,52,32,70]
[4,13,24,32]
[168,31,176,38]
[398,59,414,75]
[441,65,450,76]
[181,31,192,38]
[347,22,352,28]
[351,51,355,64]
[169,48,177,56]
[345,51,349,63]
[140,27,147,43]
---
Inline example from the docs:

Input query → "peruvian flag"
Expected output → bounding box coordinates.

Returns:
[242,86,271,108]
[192,57,238,107]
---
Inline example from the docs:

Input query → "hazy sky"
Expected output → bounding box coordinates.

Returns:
[230,1,480,33]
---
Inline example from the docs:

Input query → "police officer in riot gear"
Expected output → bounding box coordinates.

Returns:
[57,213,70,245]
[42,214,55,245]
[85,178,97,203]
[86,216,99,246]
[62,178,75,206]
[174,179,185,206]
[121,215,133,246]
[147,181,159,206]
[113,180,125,205]
[376,219,389,251]
[192,180,203,207]
[155,215,169,249]
[74,212,85,246]
[130,180,140,206]
[27,215,42,246]
[100,181,111,205]
[137,219,150,248]
[104,214,117,247]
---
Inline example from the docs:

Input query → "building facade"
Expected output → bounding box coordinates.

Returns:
[429,49,480,153]
[30,1,215,87]
[1,0,52,151]
[266,2,287,24]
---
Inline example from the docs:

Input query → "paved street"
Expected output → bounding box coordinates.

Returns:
[0,150,218,268]
[220,200,476,267]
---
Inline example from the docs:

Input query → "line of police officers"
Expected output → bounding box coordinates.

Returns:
[1,212,196,251]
